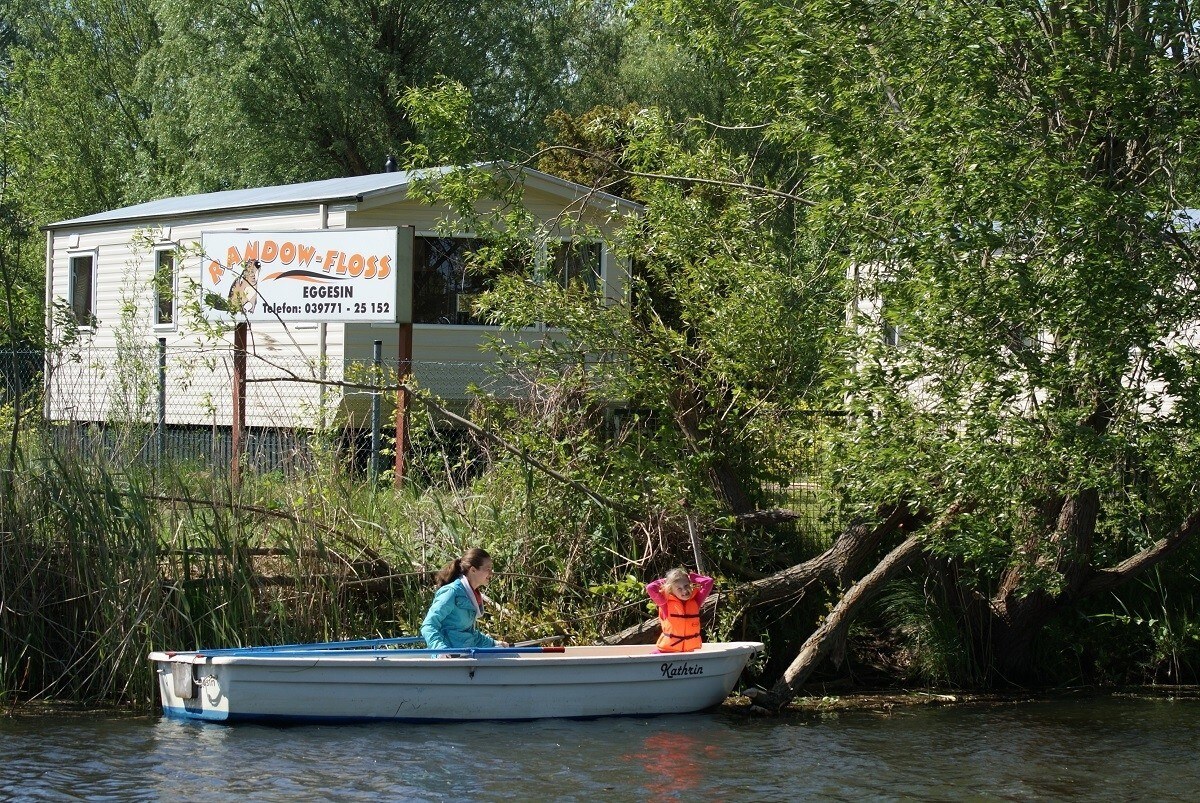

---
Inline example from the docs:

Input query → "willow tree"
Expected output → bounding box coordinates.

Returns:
[146,0,634,187]
[682,0,1200,696]
[438,0,1200,696]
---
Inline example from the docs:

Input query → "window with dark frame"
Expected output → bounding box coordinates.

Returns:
[878,298,901,347]
[412,237,529,324]
[69,254,94,325]
[883,320,901,347]
[154,250,175,326]
[552,241,602,292]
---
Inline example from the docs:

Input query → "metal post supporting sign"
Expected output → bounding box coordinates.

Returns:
[394,226,414,487]
[232,321,247,489]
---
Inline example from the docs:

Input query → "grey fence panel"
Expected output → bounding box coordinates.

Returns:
[1,349,41,405]
[6,346,839,538]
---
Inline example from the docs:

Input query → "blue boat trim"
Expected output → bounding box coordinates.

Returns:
[189,636,424,656]
[159,705,717,725]
[191,645,564,659]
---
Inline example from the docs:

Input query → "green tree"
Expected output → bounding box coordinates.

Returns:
[3,0,161,346]
[7,0,163,216]
[418,0,1200,697]
[555,2,742,125]
[149,0,615,187]
[404,85,846,580]
[700,0,1200,696]
[1,1,37,347]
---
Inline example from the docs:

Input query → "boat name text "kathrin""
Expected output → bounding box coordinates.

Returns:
[660,661,704,678]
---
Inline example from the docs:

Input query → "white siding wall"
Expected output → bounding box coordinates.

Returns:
[47,205,349,428]
[46,183,634,429]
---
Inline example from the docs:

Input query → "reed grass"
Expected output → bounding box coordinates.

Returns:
[0,412,645,712]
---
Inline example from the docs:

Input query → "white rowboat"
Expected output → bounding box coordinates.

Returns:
[149,640,764,724]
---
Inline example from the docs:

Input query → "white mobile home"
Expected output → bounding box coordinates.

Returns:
[42,162,639,432]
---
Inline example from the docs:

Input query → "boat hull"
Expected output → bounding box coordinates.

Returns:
[149,642,763,724]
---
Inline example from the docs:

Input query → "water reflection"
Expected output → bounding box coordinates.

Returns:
[623,730,724,800]
[2,699,1200,801]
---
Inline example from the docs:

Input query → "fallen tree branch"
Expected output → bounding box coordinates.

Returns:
[748,501,965,712]
[1079,507,1200,597]
[748,535,925,711]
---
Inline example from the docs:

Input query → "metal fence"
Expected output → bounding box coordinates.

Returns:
[1,348,40,406]
[4,346,839,539]
[26,344,502,477]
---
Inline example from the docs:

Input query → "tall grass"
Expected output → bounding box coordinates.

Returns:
[867,576,984,688]
[1075,569,1200,685]
[0,437,434,710]
[0,407,662,712]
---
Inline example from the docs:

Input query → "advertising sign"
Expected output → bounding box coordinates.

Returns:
[201,228,404,323]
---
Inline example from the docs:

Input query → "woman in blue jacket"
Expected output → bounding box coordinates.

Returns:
[420,547,509,650]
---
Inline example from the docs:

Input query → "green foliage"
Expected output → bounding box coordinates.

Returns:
[475,0,1200,682]
[590,574,648,605]
[1087,570,1200,685]
[4,0,1200,698]
[401,81,482,167]
[537,104,647,202]
[870,576,981,687]
[625,0,1199,617]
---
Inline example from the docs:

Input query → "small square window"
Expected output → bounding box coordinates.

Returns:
[69,254,95,325]
[552,241,602,292]
[154,250,176,326]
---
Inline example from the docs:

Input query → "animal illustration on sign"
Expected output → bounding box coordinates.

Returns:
[227,259,261,314]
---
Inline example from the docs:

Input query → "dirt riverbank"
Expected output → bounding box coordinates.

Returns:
[724,684,1200,716]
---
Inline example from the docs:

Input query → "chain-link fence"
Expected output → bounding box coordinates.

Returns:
[1,348,40,406]
[28,344,507,476]
[5,346,839,538]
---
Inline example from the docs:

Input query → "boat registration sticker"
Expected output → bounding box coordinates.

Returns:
[171,663,194,699]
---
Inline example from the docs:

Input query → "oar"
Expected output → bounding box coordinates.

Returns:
[513,636,565,647]
[442,645,566,655]
[191,636,423,656]
[193,645,565,658]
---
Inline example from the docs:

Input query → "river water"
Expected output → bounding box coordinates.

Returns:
[2,697,1198,801]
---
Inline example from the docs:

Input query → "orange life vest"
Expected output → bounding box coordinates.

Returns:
[656,593,702,652]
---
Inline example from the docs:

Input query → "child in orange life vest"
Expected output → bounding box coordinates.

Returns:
[646,568,714,653]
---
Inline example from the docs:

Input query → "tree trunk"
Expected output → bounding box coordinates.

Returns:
[745,501,965,711]
[986,588,1060,683]
[984,506,1200,683]
[748,534,926,711]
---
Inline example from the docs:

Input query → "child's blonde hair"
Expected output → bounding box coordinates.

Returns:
[663,567,690,594]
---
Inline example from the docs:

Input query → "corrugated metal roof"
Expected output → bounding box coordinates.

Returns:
[45,166,458,229]
[43,162,640,230]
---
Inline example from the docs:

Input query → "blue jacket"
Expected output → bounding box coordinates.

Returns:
[420,579,497,650]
